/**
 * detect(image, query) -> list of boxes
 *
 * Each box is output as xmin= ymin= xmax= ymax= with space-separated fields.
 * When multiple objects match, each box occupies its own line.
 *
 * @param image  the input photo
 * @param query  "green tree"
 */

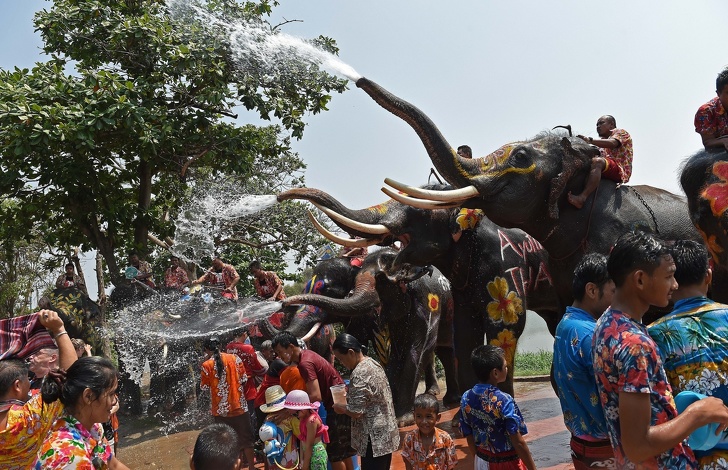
xmin=0 ymin=0 xmax=347 ymax=285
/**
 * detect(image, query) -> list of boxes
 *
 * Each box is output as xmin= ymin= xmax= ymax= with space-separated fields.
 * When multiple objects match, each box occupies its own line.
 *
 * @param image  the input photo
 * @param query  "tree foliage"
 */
xmin=0 ymin=0 xmax=347 ymax=286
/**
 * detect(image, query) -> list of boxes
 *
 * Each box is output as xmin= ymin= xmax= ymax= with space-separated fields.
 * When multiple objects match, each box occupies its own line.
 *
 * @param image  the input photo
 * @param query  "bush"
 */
xmin=514 ymin=350 xmax=552 ymax=377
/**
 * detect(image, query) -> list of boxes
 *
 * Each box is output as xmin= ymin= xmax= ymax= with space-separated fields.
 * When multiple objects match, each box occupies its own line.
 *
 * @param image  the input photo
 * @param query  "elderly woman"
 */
xmin=34 ymin=356 xmax=129 ymax=469
xmin=332 ymin=334 xmax=399 ymax=470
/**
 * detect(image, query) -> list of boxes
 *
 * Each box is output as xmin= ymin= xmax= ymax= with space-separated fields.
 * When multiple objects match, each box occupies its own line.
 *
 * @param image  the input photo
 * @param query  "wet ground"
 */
xmin=116 ymin=378 xmax=574 ymax=469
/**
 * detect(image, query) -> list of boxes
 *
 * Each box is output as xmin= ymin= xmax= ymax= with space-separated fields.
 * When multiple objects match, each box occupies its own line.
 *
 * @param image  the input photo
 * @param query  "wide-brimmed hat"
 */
xmin=260 ymin=385 xmax=287 ymax=413
xmin=283 ymin=389 xmax=320 ymax=411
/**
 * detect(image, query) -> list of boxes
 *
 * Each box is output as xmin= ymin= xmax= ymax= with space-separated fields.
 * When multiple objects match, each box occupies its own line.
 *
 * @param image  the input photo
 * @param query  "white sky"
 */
xmin=2 ymin=1 xmax=728 ymax=298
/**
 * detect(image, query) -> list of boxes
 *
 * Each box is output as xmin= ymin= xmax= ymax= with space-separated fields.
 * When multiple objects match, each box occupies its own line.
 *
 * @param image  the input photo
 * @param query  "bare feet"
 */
xmin=567 ymin=192 xmax=586 ymax=209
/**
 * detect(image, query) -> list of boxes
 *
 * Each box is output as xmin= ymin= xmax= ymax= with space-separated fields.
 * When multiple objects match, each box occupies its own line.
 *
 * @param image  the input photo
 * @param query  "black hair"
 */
xmin=603 ymin=115 xmax=616 ymax=126
xmin=572 ymin=253 xmax=611 ymax=301
xmin=0 ymin=359 xmax=29 ymax=397
xmin=471 ymin=344 xmax=506 ymax=383
xmin=65 ymin=263 xmax=74 ymax=269
xmin=457 ymin=145 xmax=472 ymax=157
xmin=670 ymin=240 xmax=710 ymax=287
xmin=717 ymin=66 xmax=728 ymax=94
xmin=413 ymin=392 xmax=440 ymax=414
xmin=192 ymin=423 xmax=240 ymax=470
xmin=40 ymin=356 xmax=118 ymax=409
xmin=266 ymin=359 xmax=287 ymax=378
xmin=204 ymin=337 xmax=224 ymax=378
xmin=271 ymin=331 xmax=298 ymax=350
xmin=332 ymin=333 xmax=368 ymax=356
xmin=608 ymin=231 xmax=670 ymax=287
xmin=248 ymin=260 xmax=262 ymax=271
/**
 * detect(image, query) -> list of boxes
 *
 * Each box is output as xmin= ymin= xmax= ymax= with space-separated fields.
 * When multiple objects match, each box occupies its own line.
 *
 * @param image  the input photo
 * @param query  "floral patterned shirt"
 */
xmin=0 ymin=394 xmax=64 ymax=470
xmin=401 ymin=427 xmax=457 ymax=470
xmin=253 ymin=270 xmax=286 ymax=301
xmin=460 ymin=383 xmax=528 ymax=456
xmin=601 ymin=128 xmax=633 ymax=183
xmin=553 ymin=306 xmax=609 ymax=440
xmin=648 ymin=296 xmax=728 ymax=459
xmin=200 ymin=352 xmax=248 ymax=417
xmin=695 ymin=97 xmax=728 ymax=139
xmin=347 ymin=357 xmax=399 ymax=457
xmin=593 ymin=308 xmax=697 ymax=469
xmin=163 ymin=265 xmax=189 ymax=290
xmin=202 ymin=263 xmax=240 ymax=300
xmin=33 ymin=414 xmax=113 ymax=470
xmin=55 ymin=274 xmax=84 ymax=290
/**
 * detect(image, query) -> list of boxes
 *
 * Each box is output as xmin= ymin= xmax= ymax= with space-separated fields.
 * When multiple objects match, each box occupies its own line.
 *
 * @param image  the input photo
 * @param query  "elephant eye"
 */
xmin=511 ymin=149 xmax=530 ymax=167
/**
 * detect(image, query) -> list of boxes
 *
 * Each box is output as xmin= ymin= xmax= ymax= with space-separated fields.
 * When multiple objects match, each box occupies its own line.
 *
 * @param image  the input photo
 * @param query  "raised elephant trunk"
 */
xmin=355 ymin=77 xmax=476 ymax=189
xmin=284 ymin=270 xmax=381 ymax=317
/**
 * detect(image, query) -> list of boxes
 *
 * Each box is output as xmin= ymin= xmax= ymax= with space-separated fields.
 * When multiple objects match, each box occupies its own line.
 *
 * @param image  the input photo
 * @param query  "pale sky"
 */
xmin=3 ymin=1 xmax=727 ymax=209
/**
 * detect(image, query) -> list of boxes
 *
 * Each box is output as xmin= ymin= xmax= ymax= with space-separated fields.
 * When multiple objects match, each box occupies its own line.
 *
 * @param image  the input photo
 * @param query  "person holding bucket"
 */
xmin=332 ymin=334 xmax=399 ymax=470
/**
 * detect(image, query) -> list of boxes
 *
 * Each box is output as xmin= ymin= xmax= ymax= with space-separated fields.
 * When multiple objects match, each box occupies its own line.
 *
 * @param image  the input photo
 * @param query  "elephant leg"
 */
xmin=436 ymin=345 xmax=461 ymax=406
xmin=117 ymin=356 xmax=142 ymax=416
xmin=453 ymin=305 xmax=482 ymax=393
xmin=423 ymin=349 xmax=440 ymax=396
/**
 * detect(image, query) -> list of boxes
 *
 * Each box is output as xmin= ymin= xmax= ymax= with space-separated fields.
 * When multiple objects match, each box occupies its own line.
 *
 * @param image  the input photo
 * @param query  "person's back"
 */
xmin=191 ymin=423 xmax=242 ymax=470
xmin=460 ymin=345 xmax=536 ymax=469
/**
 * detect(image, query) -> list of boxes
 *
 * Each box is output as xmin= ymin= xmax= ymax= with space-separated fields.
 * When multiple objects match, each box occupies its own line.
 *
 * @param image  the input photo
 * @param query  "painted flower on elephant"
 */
xmin=491 ymin=329 xmax=517 ymax=361
xmin=486 ymin=277 xmax=523 ymax=324
xmin=702 ymin=161 xmax=728 ymax=218
xmin=427 ymin=293 xmax=440 ymax=312
xmin=455 ymin=208 xmax=484 ymax=231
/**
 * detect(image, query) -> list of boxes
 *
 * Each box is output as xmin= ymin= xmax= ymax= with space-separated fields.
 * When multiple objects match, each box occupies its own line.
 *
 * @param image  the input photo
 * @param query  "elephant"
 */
xmin=278 ymin=186 xmax=561 ymax=396
xmin=262 ymin=248 xmax=457 ymax=423
xmin=680 ymin=149 xmax=728 ymax=303
xmin=351 ymin=76 xmax=704 ymax=313
xmin=44 ymin=287 xmax=104 ymax=352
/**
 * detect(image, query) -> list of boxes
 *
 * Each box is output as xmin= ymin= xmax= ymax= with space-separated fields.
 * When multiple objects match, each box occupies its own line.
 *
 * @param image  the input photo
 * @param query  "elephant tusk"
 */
xmin=312 ymin=203 xmax=390 ymax=235
xmin=380 ymin=187 xmax=465 ymax=210
xmin=162 ymin=342 xmax=168 ymax=361
xmin=301 ymin=322 xmax=323 ymax=342
xmin=384 ymin=178 xmax=480 ymax=202
xmin=306 ymin=211 xmax=385 ymax=247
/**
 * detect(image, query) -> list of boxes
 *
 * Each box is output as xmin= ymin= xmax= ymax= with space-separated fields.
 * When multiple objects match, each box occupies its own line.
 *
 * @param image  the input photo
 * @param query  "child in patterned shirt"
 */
xmin=401 ymin=393 xmax=457 ymax=470
xmin=460 ymin=345 xmax=536 ymax=470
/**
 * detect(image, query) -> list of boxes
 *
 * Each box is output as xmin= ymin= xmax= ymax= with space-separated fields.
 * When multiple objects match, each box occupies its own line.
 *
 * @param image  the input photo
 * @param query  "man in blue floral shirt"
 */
xmin=553 ymin=253 xmax=615 ymax=469
xmin=649 ymin=240 xmax=728 ymax=467
xmin=593 ymin=231 xmax=728 ymax=469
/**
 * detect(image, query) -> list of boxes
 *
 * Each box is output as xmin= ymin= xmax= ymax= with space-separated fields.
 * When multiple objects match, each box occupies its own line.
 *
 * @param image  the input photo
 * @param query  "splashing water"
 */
xmin=167 ymin=0 xmax=362 ymax=82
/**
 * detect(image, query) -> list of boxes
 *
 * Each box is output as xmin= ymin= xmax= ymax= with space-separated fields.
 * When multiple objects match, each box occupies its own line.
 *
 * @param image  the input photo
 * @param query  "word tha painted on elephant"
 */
xmin=505 ymin=264 xmax=553 ymax=298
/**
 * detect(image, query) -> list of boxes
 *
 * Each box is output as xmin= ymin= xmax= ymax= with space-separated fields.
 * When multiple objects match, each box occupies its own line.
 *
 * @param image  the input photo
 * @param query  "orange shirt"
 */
xmin=200 ymin=352 xmax=248 ymax=417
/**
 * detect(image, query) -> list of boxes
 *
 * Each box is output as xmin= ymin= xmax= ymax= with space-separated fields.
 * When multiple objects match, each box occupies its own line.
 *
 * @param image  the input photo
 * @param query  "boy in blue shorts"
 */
xmin=460 ymin=345 xmax=536 ymax=470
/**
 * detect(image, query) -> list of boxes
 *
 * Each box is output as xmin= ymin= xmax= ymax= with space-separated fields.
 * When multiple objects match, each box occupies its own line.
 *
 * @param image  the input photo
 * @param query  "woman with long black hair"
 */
xmin=331 ymin=334 xmax=399 ymax=470
xmin=200 ymin=336 xmax=255 ymax=470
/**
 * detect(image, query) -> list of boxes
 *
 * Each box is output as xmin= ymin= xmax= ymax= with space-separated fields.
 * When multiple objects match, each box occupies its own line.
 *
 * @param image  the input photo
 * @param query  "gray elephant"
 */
xmin=278 ymin=186 xmax=560 ymax=396
xmin=353 ymin=77 xmax=703 ymax=314
xmin=263 ymin=248 xmax=457 ymax=423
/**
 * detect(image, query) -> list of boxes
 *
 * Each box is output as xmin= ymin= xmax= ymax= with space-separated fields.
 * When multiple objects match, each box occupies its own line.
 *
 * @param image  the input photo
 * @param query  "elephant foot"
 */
xmin=397 ymin=411 xmax=415 ymax=427
xmin=425 ymin=384 xmax=440 ymax=397
xmin=442 ymin=391 xmax=461 ymax=408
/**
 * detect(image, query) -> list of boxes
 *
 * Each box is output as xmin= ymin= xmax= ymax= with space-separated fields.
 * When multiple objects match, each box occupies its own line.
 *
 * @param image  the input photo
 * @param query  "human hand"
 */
xmin=687 ymin=396 xmax=728 ymax=433
xmin=332 ymin=403 xmax=346 ymax=414
xmin=84 ymin=344 xmax=92 ymax=356
xmin=577 ymin=134 xmax=589 ymax=142
xmin=38 ymin=309 xmax=65 ymax=336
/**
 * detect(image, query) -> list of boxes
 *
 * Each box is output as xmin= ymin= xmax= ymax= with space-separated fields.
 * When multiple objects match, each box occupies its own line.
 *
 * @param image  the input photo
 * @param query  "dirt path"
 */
xmin=116 ymin=379 xmax=575 ymax=469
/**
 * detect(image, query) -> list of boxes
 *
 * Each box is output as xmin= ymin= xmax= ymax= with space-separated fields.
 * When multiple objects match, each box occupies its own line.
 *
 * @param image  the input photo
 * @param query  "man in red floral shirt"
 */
xmin=695 ymin=67 xmax=728 ymax=152
xmin=163 ymin=256 xmax=189 ymax=290
xmin=248 ymin=260 xmax=286 ymax=301
xmin=192 ymin=257 xmax=240 ymax=300
xmin=568 ymin=115 xmax=633 ymax=209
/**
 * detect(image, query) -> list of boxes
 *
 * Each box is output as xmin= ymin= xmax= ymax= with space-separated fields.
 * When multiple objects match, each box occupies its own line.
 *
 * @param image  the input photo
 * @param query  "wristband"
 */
xmin=53 ymin=330 xmax=69 ymax=340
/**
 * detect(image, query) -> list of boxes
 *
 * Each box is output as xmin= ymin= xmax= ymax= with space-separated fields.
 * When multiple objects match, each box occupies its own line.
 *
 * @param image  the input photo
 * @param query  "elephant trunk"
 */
xmin=284 ymin=270 xmax=381 ymax=317
xmin=355 ymin=77 xmax=476 ymax=189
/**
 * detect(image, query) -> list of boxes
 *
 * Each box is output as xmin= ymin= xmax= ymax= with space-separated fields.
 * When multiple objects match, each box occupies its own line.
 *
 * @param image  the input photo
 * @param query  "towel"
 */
xmin=0 ymin=312 xmax=55 ymax=360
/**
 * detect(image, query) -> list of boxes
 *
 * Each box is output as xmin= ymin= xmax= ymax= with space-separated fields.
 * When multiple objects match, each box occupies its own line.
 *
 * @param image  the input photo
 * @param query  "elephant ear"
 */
xmin=547 ymin=137 xmax=592 ymax=219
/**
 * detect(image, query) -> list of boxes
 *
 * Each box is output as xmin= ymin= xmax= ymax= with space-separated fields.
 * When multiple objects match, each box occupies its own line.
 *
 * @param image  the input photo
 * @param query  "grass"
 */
xmin=514 ymin=350 xmax=552 ymax=377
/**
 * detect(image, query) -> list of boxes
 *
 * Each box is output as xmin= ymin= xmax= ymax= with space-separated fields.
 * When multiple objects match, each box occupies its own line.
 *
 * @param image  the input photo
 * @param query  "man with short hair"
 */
xmin=569 ymin=115 xmax=633 ymax=209
xmin=26 ymin=347 xmax=58 ymax=389
xmin=695 ymin=66 xmax=728 ymax=152
xmin=259 ymin=340 xmax=276 ymax=363
xmin=593 ymin=231 xmax=728 ymax=467
xmin=553 ymin=253 xmax=616 ymax=469
xmin=0 ymin=310 xmax=76 ymax=469
xmin=249 ymin=260 xmax=285 ymax=301
xmin=193 ymin=257 xmax=240 ymax=300
xmin=55 ymin=262 xmax=86 ymax=294
xmin=164 ymin=255 xmax=190 ymax=290
xmin=648 ymin=240 xmax=728 ymax=466
xmin=190 ymin=423 xmax=243 ymax=470
xmin=457 ymin=145 xmax=472 ymax=158
xmin=128 ymin=252 xmax=156 ymax=288
xmin=272 ymin=331 xmax=355 ymax=470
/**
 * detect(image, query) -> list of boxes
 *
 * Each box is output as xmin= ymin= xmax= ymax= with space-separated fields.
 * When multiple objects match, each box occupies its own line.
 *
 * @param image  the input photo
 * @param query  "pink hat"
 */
xmin=283 ymin=389 xmax=320 ymax=411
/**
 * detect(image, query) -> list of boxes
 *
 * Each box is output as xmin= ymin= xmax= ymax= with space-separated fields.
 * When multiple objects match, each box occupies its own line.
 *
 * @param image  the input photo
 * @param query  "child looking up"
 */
xmin=283 ymin=389 xmax=329 ymax=470
xmin=401 ymin=393 xmax=457 ymax=470
xmin=460 ymin=345 xmax=536 ymax=470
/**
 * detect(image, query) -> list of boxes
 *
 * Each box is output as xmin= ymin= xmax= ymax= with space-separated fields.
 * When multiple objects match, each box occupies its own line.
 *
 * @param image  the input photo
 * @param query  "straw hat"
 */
xmin=260 ymin=385 xmax=287 ymax=413
xmin=283 ymin=389 xmax=320 ymax=411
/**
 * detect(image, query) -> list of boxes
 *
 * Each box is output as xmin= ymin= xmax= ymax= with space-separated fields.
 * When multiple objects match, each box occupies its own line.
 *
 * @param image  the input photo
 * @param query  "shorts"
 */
xmin=569 ymin=435 xmax=615 ymax=470
xmin=322 ymin=406 xmax=357 ymax=462
xmin=601 ymin=157 xmax=622 ymax=183
xmin=214 ymin=412 xmax=255 ymax=449
xmin=309 ymin=441 xmax=328 ymax=470
xmin=475 ymin=449 xmax=526 ymax=470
